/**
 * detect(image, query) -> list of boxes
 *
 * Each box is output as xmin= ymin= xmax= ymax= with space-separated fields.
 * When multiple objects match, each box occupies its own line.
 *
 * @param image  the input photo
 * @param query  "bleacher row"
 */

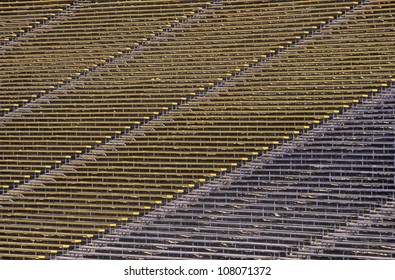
xmin=59 ymin=87 xmax=395 ymax=259
xmin=0 ymin=0 xmax=394 ymax=259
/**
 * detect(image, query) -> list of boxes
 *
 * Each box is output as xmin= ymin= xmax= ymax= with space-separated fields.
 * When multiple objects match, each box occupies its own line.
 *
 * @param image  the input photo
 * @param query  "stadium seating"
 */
xmin=0 ymin=0 xmax=394 ymax=260
xmin=0 ymin=0 xmax=358 ymax=190
xmin=59 ymin=87 xmax=395 ymax=259
xmin=0 ymin=0 xmax=73 ymax=44
xmin=0 ymin=0 xmax=212 ymax=114
xmin=299 ymin=201 xmax=395 ymax=259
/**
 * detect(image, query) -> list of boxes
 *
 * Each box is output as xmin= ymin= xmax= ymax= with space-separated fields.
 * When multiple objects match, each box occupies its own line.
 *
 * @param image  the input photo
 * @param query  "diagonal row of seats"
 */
xmin=0 ymin=0 xmax=393 ymax=259
xmin=0 ymin=0 xmax=73 ymax=44
xmin=58 ymin=86 xmax=395 ymax=259
xmin=0 ymin=0 xmax=212 ymax=114
xmin=0 ymin=0 xmax=357 ymax=190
